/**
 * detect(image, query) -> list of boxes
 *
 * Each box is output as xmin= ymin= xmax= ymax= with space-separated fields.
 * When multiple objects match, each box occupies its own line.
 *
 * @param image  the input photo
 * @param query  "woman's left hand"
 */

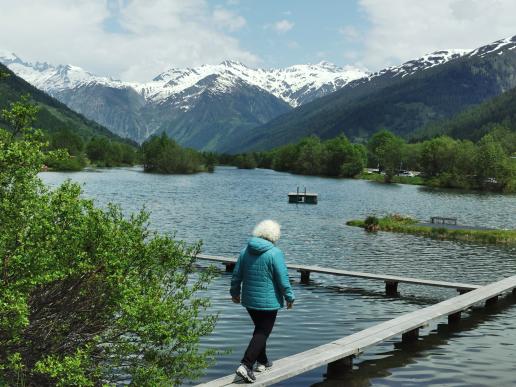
xmin=232 ymin=296 xmax=241 ymax=304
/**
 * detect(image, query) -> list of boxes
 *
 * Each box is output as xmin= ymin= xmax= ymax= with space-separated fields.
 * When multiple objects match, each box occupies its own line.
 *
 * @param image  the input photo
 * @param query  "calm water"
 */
xmin=40 ymin=166 xmax=516 ymax=386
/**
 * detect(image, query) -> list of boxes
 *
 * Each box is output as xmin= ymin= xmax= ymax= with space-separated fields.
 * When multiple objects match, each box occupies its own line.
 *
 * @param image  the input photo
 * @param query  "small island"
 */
xmin=346 ymin=214 xmax=516 ymax=246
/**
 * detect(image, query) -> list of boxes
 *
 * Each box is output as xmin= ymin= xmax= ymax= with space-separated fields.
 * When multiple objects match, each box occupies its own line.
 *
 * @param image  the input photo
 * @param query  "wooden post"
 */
xmin=448 ymin=311 xmax=461 ymax=325
xmin=326 ymin=355 xmax=353 ymax=379
xmin=402 ymin=328 xmax=419 ymax=342
xmin=385 ymin=281 xmax=399 ymax=296
xmin=300 ymin=270 xmax=310 ymax=284
xmin=485 ymin=295 xmax=498 ymax=307
xmin=225 ymin=263 xmax=235 ymax=272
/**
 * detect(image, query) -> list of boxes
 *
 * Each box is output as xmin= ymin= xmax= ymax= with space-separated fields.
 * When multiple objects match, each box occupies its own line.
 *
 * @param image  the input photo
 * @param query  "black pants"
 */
xmin=241 ymin=308 xmax=278 ymax=368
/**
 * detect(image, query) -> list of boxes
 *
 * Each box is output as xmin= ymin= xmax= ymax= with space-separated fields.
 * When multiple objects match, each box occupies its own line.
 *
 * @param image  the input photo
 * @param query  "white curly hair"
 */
xmin=252 ymin=219 xmax=281 ymax=243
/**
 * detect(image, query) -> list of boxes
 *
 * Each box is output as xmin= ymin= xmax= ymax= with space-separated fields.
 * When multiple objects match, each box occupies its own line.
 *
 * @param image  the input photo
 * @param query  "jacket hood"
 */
xmin=247 ymin=237 xmax=274 ymax=255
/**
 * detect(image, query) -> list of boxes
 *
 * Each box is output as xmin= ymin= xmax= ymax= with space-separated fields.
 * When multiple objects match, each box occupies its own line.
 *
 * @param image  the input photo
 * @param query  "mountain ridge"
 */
xmin=0 ymin=53 xmax=370 ymax=147
xmin=0 ymin=62 xmax=130 ymax=144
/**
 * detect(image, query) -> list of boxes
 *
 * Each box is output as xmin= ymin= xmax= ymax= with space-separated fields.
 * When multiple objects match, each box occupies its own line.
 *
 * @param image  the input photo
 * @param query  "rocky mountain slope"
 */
xmin=0 ymin=62 xmax=127 ymax=143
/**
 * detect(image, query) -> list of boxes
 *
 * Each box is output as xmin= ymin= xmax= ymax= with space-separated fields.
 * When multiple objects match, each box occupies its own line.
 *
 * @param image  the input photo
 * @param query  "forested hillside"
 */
xmin=417 ymin=86 xmax=516 ymax=142
xmin=0 ymin=63 xmax=126 ymax=141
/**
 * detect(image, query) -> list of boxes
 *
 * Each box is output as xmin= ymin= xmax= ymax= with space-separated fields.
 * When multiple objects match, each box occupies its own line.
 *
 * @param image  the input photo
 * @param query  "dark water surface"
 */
xmin=40 ymin=166 xmax=516 ymax=386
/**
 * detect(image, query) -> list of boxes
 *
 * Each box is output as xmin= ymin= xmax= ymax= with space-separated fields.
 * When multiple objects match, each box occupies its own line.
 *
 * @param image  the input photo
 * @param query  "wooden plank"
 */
xmin=196 ymin=254 xmax=481 ymax=291
xmin=196 ymin=275 xmax=516 ymax=387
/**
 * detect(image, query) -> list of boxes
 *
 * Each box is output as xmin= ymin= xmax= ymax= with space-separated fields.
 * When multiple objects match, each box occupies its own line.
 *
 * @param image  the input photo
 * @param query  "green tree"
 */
xmin=119 ymin=142 xmax=138 ymax=165
xmin=0 ymin=95 xmax=217 ymax=386
xmin=340 ymin=144 xmax=366 ymax=177
xmin=322 ymin=135 xmax=354 ymax=176
xmin=86 ymin=136 xmax=113 ymax=165
xmin=488 ymin=125 xmax=516 ymax=156
xmin=367 ymin=129 xmax=396 ymax=168
xmin=141 ymin=133 xmax=204 ymax=174
xmin=48 ymin=128 xmax=84 ymax=156
xmin=475 ymin=133 xmax=514 ymax=190
xmin=295 ymin=135 xmax=323 ymax=175
xmin=419 ymin=136 xmax=456 ymax=177
xmin=376 ymin=135 xmax=405 ymax=182
xmin=271 ymin=143 xmax=298 ymax=172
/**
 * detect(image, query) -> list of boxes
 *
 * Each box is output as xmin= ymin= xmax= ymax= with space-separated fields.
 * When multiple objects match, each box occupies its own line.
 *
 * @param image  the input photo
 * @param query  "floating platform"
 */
xmin=288 ymin=187 xmax=318 ymax=204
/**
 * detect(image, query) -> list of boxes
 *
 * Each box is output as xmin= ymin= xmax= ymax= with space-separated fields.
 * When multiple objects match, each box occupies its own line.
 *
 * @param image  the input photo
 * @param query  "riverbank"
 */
xmin=346 ymin=215 xmax=516 ymax=246
xmin=356 ymin=171 xmax=516 ymax=193
xmin=357 ymin=171 xmax=425 ymax=185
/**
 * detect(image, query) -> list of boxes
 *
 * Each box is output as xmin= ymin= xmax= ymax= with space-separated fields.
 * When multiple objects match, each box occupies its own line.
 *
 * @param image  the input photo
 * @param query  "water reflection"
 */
xmin=311 ymin=295 xmax=516 ymax=387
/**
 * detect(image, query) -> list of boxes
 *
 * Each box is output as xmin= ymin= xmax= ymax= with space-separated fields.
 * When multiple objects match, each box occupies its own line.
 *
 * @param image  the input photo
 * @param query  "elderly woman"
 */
xmin=230 ymin=220 xmax=295 ymax=383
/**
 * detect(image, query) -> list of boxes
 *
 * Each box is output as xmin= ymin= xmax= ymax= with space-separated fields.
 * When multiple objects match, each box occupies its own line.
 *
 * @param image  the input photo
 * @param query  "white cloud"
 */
xmin=359 ymin=0 xmax=516 ymax=71
xmin=273 ymin=19 xmax=294 ymax=33
xmin=213 ymin=8 xmax=246 ymax=31
xmin=0 ymin=0 xmax=258 ymax=81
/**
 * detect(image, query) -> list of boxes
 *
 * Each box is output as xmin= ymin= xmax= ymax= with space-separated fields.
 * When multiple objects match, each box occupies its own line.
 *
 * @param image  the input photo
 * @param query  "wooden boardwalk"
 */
xmin=196 ymin=275 xmax=516 ymax=386
xmin=196 ymin=254 xmax=481 ymax=295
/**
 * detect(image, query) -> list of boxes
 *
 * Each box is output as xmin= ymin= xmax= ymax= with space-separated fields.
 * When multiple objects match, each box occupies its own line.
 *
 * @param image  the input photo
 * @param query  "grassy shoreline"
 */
xmin=346 ymin=215 xmax=516 ymax=246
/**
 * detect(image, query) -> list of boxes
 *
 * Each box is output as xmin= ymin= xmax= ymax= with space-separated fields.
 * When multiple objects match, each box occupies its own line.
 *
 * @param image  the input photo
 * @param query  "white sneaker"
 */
xmin=236 ymin=364 xmax=256 ymax=383
xmin=254 ymin=361 xmax=273 ymax=372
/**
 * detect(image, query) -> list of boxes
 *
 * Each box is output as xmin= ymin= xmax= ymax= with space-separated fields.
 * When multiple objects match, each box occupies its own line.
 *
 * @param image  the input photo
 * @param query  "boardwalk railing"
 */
xmin=197 ymin=275 xmax=516 ymax=387
xmin=196 ymin=254 xmax=481 ymax=295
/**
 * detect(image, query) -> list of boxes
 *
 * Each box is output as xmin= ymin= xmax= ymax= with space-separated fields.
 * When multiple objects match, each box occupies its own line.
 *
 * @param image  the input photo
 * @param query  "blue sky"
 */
xmin=1 ymin=0 xmax=515 ymax=81
xmin=207 ymin=0 xmax=370 ymax=69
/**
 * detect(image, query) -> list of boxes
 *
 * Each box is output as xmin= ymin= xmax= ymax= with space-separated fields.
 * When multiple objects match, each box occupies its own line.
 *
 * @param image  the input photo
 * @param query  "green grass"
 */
xmin=346 ymin=214 xmax=516 ymax=246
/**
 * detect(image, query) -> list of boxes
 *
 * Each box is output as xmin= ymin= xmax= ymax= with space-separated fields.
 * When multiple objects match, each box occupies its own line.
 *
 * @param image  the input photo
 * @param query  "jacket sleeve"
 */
xmin=230 ymin=251 xmax=244 ymax=297
xmin=272 ymin=250 xmax=295 ymax=303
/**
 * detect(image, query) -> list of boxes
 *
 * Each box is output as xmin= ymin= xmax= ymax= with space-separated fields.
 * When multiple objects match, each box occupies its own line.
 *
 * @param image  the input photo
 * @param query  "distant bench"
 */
xmin=431 ymin=216 xmax=457 ymax=225
xmin=196 ymin=275 xmax=516 ymax=387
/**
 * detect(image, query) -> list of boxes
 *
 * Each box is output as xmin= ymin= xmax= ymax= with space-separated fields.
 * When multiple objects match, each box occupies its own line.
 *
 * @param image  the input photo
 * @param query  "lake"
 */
xmin=40 ymin=166 xmax=516 ymax=386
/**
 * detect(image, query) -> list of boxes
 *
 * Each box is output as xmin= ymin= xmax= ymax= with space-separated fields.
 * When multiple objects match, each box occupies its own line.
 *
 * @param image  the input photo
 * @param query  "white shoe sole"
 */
xmin=236 ymin=367 xmax=255 ymax=383
xmin=255 ymin=363 xmax=272 ymax=372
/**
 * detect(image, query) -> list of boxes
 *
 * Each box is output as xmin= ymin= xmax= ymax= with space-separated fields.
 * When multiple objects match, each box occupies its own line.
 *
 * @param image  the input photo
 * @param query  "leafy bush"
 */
xmin=44 ymin=152 xmax=87 ymax=171
xmin=364 ymin=216 xmax=379 ymax=232
xmin=0 ymin=95 xmax=217 ymax=386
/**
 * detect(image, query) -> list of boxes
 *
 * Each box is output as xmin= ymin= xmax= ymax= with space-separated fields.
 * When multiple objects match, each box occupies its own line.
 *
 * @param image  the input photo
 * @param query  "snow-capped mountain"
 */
xmin=368 ymin=49 xmax=470 ymax=80
xmin=467 ymin=35 xmax=516 ymax=58
xmin=0 ymin=52 xmax=368 ymax=147
xmin=145 ymin=60 xmax=367 ymax=107
xmin=0 ymin=52 xmax=367 ymax=108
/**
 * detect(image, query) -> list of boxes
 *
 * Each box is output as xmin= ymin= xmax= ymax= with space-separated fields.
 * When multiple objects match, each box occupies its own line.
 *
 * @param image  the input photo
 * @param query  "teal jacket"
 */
xmin=230 ymin=237 xmax=295 ymax=310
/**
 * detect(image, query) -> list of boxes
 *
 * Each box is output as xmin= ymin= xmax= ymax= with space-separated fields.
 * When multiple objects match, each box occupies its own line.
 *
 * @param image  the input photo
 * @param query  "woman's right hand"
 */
xmin=287 ymin=301 xmax=294 ymax=309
